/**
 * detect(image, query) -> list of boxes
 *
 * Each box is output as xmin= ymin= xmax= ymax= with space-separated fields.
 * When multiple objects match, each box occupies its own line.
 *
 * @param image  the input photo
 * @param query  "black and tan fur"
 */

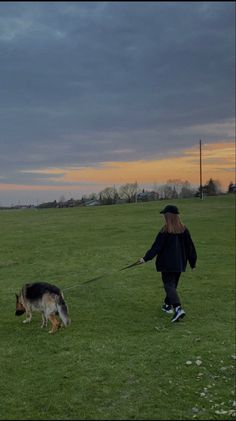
xmin=15 ymin=282 xmax=70 ymax=334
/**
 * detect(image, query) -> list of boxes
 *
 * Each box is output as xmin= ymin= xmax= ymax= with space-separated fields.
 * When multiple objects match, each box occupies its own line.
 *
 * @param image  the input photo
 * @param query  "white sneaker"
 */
xmin=162 ymin=304 xmax=173 ymax=314
xmin=171 ymin=307 xmax=185 ymax=322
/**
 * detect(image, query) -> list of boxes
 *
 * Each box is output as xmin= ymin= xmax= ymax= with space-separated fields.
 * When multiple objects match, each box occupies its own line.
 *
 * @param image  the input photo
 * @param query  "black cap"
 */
xmin=160 ymin=205 xmax=179 ymax=214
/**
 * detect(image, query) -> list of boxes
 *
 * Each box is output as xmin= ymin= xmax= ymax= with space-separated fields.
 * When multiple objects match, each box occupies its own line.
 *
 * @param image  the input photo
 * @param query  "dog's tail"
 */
xmin=56 ymin=294 xmax=70 ymax=327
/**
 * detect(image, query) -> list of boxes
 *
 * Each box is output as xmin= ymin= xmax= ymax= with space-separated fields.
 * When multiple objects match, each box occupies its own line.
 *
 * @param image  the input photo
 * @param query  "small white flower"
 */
xmin=196 ymin=359 xmax=202 ymax=366
xmin=186 ymin=360 xmax=192 ymax=365
xmin=215 ymin=410 xmax=228 ymax=415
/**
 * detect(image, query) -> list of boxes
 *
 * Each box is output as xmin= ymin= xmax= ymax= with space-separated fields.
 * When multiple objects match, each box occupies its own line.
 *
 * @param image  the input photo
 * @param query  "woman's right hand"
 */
xmin=139 ymin=257 xmax=145 ymax=264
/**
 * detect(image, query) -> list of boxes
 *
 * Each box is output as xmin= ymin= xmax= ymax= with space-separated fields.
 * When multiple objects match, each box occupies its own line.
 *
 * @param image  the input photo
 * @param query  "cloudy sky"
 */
xmin=0 ymin=1 xmax=235 ymax=205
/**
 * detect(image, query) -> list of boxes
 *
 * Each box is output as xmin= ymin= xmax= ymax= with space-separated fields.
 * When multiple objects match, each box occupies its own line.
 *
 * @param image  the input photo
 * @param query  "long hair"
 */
xmin=161 ymin=212 xmax=186 ymax=234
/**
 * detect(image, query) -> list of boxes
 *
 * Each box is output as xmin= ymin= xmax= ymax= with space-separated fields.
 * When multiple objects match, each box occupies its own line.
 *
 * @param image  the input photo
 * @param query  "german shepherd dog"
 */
xmin=15 ymin=282 xmax=70 ymax=333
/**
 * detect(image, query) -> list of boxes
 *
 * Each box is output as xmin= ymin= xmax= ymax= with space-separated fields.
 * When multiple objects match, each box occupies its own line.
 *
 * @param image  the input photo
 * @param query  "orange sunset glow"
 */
xmin=0 ymin=142 xmax=234 ymax=194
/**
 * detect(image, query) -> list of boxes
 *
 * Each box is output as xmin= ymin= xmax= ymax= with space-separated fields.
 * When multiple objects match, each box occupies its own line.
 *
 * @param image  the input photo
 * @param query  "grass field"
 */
xmin=0 ymin=195 xmax=235 ymax=420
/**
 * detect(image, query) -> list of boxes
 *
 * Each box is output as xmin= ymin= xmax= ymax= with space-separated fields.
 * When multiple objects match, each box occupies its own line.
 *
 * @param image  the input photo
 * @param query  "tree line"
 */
xmin=35 ymin=178 xmax=232 ymax=209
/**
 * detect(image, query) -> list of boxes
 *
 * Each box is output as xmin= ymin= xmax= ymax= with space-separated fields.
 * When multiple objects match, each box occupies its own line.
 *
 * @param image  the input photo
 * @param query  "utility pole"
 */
xmin=199 ymin=139 xmax=203 ymax=200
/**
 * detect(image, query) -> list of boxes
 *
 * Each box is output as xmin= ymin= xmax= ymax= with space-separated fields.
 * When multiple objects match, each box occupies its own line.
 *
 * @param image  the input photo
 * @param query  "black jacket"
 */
xmin=143 ymin=228 xmax=197 ymax=272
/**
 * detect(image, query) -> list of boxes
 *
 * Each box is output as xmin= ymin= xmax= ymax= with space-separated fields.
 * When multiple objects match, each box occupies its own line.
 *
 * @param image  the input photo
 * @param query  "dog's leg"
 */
xmin=48 ymin=314 xmax=60 ymax=334
xmin=23 ymin=312 xmax=32 ymax=324
xmin=41 ymin=313 xmax=47 ymax=328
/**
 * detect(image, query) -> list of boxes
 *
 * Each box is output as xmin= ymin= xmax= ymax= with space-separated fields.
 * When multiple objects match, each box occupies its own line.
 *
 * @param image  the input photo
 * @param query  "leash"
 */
xmin=120 ymin=260 xmax=143 ymax=270
xmin=62 ymin=260 xmax=143 ymax=292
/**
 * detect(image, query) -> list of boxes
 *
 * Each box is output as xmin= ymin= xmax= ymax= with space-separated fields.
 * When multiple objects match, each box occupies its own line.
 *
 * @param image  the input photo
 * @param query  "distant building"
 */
xmin=137 ymin=191 xmax=159 ymax=202
xmin=85 ymin=199 xmax=100 ymax=206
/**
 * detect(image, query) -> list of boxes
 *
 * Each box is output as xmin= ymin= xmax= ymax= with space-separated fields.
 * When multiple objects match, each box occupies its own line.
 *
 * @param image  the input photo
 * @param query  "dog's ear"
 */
xmin=15 ymin=294 xmax=19 ymax=301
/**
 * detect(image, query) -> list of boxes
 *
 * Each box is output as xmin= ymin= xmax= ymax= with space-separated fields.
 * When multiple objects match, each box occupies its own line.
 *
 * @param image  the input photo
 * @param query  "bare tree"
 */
xmin=152 ymin=182 xmax=160 ymax=193
xmin=228 ymin=182 xmax=234 ymax=193
xmin=119 ymin=182 xmax=138 ymax=203
xmin=157 ymin=185 xmax=166 ymax=199
xmin=166 ymin=179 xmax=184 ymax=197
xmin=87 ymin=192 xmax=98 ymax=200
xmin=158 ymin=179 xmax=196 ymax=199
xmin=179 ymin=181 xmax=196 ymax=198
xmin=163 ymin=185 xmax=174 ymax=199
xmin=99 ymin=186 xmax=118 ymax=205
xmin=204 ymin=178 xmax=222 ymax=196
xmin=59 ymin=195 xmax=66 ymax=203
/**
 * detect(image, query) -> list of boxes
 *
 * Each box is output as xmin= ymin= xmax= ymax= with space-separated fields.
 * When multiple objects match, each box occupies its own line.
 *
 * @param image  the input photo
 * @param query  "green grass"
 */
xmin=0 ymin=195 xmax=235 ymax=420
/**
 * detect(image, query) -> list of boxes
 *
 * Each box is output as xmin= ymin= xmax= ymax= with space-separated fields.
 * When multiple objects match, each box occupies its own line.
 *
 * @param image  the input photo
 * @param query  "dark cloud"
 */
xmin=0 ymin=1 xmax=235 ymax=181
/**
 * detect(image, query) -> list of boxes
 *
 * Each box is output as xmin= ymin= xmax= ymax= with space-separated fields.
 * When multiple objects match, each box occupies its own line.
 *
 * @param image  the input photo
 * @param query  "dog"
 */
xmin=15 ymin=282 xmax=70 ymax=333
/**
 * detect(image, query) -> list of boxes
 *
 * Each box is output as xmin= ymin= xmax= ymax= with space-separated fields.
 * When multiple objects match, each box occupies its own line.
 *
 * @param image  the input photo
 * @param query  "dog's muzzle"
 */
xmin=15 ymin=309 xmax=25 ymax=316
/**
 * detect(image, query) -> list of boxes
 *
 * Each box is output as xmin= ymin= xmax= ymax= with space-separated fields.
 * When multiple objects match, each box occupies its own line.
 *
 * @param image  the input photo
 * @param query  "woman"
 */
xmin=140 ymin=204 xmax=197 ymax=322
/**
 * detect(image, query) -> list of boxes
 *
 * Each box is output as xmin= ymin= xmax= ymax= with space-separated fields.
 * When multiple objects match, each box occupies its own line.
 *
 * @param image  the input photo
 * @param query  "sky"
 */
xmin=0 ymin=1 xmax=235 ymax=206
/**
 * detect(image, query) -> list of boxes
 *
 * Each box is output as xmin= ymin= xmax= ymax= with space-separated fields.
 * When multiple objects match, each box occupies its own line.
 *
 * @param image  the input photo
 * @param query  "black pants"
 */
xmin=161 ymin=272 xmax=181 ymax=308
